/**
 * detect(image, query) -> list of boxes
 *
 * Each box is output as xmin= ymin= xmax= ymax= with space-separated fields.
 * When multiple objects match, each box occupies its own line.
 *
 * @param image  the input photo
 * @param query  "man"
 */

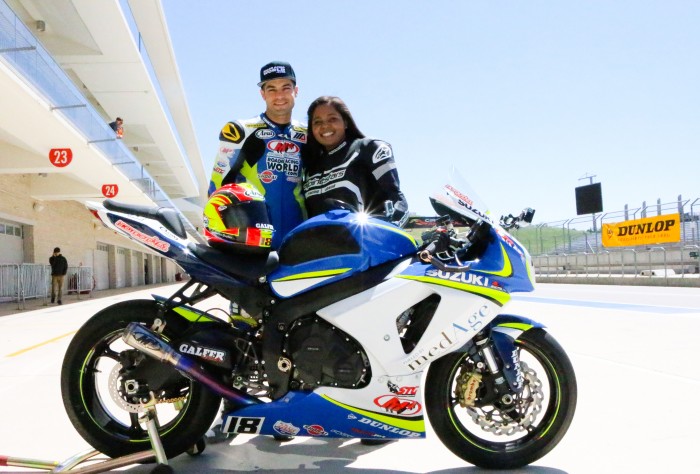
xmin=208 ymin=61 xmax=307 ymax=249
xmin=49 ymin=247 xmax=68 ymax=304
xmin=109 ymin=117 xmax=124 ymax=139
xmin=207 ymin=62 xmax=307 ymax=442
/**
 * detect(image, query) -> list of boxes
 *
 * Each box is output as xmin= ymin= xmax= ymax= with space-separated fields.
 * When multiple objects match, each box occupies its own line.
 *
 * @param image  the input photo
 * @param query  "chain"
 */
xmin=155 ymin=396 xmax=187 ymax=405
xmin=109 ymin=363 xmax=189 ymax=413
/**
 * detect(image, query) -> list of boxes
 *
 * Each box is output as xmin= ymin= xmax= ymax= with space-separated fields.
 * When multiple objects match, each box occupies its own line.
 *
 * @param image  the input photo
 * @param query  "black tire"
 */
xmin=425 ymin=328 xmax=577 ymax=469
xmin=61 ymin=300 xmax=221 ymax=459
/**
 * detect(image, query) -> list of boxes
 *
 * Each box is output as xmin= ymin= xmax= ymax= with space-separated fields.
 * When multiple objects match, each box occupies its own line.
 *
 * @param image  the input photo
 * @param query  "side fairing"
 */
xmin=396 ymin=227 xmax=534 ymax=300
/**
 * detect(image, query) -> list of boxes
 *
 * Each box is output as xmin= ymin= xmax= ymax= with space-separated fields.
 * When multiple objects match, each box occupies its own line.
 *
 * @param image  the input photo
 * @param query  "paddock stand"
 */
xmin=0 ymin=396 xmax=195 ymax=473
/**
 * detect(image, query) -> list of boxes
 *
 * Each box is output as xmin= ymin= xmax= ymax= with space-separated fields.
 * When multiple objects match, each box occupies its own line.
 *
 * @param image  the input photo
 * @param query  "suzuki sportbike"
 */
xmin=61 ymin=170 xmax=576 ymax=469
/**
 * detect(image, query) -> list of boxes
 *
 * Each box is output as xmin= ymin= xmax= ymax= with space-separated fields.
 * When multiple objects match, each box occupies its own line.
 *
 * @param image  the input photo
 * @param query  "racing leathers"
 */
xmin=302 ymin=138 xmax=408 ymax=226
xmin=209 ymin=113 xmax=307 ymax=249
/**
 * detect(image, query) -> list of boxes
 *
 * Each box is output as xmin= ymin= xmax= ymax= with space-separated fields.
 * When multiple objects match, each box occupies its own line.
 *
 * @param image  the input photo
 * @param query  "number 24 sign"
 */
xmin=102 ymin=184 xmax=119 ymax=198
xmin=49 ymin=148 xmax=72 ymax=167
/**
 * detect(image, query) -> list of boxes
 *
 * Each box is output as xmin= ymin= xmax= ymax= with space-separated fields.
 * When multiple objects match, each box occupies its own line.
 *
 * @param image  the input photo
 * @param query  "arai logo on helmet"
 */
xmin=243 ymin=188 xmax=264 ymax=200
xmin=259 ymin=170 xmax=277 ymax=184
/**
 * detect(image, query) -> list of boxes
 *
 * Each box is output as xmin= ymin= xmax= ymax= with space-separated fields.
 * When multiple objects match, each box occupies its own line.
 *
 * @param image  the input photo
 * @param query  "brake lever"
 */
xmin=429 ymin=258 xmax=472 ymax=273
xmin=419 ymin=241 xmax=472 ymax=273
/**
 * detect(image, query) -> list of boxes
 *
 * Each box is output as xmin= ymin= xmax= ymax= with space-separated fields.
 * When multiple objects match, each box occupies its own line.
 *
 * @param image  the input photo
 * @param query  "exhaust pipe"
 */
xmin=122 ymin=322 xmax=259 ymax=407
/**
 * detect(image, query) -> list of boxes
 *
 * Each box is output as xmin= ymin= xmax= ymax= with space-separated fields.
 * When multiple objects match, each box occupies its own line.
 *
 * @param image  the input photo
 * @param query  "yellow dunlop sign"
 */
xmin=602 ymin=213 xmax=681 ymax=247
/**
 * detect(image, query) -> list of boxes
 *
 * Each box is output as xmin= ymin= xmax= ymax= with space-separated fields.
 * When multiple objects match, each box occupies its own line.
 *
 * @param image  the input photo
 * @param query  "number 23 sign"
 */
xmin=49 ymin=148 xmax=72 ymax=167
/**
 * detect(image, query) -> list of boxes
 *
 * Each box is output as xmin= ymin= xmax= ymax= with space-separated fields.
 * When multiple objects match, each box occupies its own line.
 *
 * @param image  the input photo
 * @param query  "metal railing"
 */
xmin=532 ymin=246 xmax=700 ymax=285
xmin=0 ymin=264 xmax=94 ymax=309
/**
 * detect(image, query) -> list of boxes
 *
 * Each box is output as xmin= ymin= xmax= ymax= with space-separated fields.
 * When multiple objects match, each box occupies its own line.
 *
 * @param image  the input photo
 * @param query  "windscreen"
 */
xmin=429 ymin=166 xmax=494 ymax=225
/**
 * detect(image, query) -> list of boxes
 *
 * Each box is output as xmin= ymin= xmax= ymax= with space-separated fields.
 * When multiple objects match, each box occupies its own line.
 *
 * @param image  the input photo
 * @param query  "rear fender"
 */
xmin=490 ymin=314 xmax=546 ymax=393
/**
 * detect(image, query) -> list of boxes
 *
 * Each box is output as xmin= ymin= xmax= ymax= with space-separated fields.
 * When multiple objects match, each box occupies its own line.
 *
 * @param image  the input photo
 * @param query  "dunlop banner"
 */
xmin=602 ymin=214 xmax=681 ymax=247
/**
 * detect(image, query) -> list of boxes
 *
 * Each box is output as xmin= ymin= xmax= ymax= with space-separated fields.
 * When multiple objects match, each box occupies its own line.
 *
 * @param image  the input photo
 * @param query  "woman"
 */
xmin=302 ymin=96 xmax=408 ymax=226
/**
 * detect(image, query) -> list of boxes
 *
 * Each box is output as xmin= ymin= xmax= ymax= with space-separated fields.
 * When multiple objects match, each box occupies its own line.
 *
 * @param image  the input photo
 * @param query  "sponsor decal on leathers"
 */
xmin=602 ymin=214 xmax=681 ymax=247
xmin=267 ymin=140 xmax=300 ymax=154
xmin=372 ymin=143 xmax=393 ymax=163
xmin=221 ymin=122 xmax=244 ymax=143
xmin=259 ymin=169 xmax=278 ymax=183
xmin=255 ymin=129 xmax=275 ymax=139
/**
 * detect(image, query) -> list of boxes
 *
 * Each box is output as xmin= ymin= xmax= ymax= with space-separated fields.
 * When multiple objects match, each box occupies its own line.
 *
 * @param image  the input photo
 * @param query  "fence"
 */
xmin=532 ymin=245 xmax=700 ymax=286
xmin=0 ymin=264 xmax=94 ymax=309
xmin=512 ymin=196 xmax=700 ymax=256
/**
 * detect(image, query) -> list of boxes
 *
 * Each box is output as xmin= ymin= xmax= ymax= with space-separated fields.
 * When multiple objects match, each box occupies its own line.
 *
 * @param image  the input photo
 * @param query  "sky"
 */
xmin=161 ymin=0 xmax=700 ymax=227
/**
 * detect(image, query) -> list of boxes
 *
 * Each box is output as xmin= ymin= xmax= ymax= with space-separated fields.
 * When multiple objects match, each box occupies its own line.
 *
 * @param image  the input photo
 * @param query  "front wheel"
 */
xmin=425 ymin=328 xmax=577 ymax=469
xmin=61 ymin=300 xmax=221 ymax=459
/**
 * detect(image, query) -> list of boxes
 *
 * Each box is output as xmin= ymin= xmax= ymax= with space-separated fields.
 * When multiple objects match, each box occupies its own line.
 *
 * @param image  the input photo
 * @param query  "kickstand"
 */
xmin=139 ymin=392 xmax=169 ymax=469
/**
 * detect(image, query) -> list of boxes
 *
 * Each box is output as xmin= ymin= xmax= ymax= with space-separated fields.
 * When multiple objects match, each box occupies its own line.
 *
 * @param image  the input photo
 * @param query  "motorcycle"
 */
xmin=61 ymin=169 xmax=576 ymax=470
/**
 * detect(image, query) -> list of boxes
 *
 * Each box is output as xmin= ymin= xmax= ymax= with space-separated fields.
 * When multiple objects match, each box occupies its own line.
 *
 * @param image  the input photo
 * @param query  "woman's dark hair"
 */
xmin=304 ymin=96 xmax=365 ymax=163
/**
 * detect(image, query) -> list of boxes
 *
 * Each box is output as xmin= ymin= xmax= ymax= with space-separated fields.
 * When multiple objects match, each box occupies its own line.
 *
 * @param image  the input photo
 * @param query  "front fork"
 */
xmin=465 ymin=315 xmax=544 ymax=419
xmin=472 ymin=332 xmax=523 ymax=420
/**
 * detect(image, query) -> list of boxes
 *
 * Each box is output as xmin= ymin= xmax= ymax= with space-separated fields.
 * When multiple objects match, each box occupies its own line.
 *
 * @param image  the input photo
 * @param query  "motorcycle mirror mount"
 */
xmin=521 ymin=208 xmax=535 ymax=224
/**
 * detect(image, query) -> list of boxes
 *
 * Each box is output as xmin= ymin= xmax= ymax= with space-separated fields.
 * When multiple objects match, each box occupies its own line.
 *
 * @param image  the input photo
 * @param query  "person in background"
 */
xmin=207 ymin=61 xmax=307 ymax=250
xmin=49 ymin=247 xmax=68 ymax=305
xmin=302 ymin=96 xmax=408 ymax=227
xmin=109 ymin=117 xmax=124 ymax=139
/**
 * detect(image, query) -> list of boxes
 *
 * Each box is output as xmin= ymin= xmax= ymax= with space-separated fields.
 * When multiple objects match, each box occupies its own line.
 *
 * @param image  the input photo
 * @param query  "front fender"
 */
xmin=490 ymin=314 xmax=546 ymax=340
xmin=490 ymin=314 xmax=546 ymax=393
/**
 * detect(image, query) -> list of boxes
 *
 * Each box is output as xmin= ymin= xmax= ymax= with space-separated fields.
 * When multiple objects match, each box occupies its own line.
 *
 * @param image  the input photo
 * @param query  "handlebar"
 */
xmin=419 ymin=223 xmax=475 ymax=273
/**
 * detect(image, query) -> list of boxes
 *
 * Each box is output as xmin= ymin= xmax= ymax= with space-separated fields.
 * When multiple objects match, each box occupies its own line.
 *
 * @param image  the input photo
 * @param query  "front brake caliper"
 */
xmin=456 ymin=371 xmax=483 ymax=407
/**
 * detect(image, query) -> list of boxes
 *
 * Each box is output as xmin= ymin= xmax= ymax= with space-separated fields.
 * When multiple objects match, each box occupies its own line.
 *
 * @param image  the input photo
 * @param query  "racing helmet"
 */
xmin=203 ymin=183 xmax=274 ymax=253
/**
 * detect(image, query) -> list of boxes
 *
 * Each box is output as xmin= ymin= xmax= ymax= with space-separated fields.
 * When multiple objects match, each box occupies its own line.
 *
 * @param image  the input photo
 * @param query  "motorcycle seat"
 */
xmin=188 ymin=242 xmax=280 ymax=281
xmin=104 ymin=199 xmax=186 ymax=239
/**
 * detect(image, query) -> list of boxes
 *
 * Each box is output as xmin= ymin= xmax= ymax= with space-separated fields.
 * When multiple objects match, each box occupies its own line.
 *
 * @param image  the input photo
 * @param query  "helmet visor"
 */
xmin=221 ymin=200 xmax=271 ymax=231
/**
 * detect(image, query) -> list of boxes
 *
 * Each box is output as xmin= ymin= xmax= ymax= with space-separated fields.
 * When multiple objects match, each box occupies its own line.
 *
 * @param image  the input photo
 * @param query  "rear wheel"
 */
xmin=61 ymin=300 xmax=221 ymax=459
xmin=425 ymin=328 xmax=577 ymax=469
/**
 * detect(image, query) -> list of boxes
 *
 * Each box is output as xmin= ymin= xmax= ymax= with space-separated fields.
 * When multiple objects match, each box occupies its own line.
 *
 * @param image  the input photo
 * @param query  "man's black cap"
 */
xmin=258 ymin=61 xmax=296 ymax=87
xmin=54 ymin=247 xmax=60 ymax=253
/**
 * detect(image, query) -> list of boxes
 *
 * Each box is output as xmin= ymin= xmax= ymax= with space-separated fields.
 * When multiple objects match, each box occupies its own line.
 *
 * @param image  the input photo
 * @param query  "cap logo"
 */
xmin=264 ymin=65 xmax=286 ymax=75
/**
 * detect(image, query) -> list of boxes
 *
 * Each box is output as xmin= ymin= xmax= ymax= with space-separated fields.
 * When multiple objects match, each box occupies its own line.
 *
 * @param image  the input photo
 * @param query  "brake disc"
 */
xmin=463 ymin=361 xmax=544 ymax=436
xmin=108 ymin=363 xmax=148 ymax=413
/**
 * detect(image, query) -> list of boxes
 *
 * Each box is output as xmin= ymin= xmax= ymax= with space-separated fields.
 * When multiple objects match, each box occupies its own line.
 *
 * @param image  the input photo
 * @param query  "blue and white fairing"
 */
xmin=268 ymin=210 xmax=418 ymax=298
xmin=396 ymin=225 xmax=535 ymax=307
xmin=398 ymin=168 xmax=536 ymax=300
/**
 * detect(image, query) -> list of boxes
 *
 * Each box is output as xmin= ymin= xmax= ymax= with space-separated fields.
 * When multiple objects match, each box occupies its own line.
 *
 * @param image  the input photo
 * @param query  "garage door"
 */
xmin=115 ymin=248 xmax=127 ymax=288
xmin=0 ymin=220 xmax=24 ymax=264
xmin=94 ymin=243 xmax=109 ymax=290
